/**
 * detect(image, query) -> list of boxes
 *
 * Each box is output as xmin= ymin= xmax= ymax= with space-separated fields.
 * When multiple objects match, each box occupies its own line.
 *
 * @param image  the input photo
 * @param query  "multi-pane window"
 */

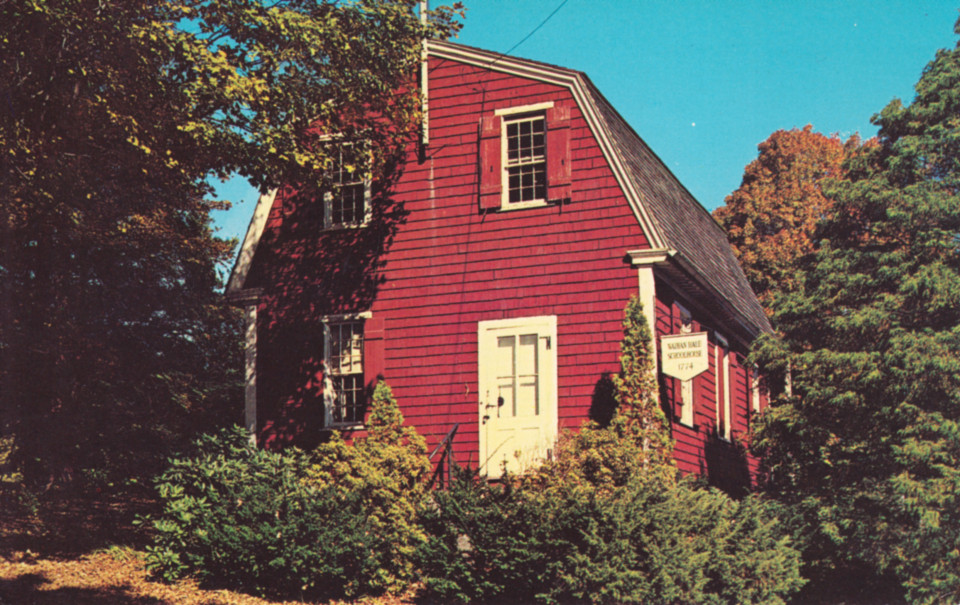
xmin=326 ymin=321 xmax=364 ymax=425
xmin=325 ymin=145 xmax=368 ymax=228
xmin=505 ymin=114 xmax=547 ymax=204
xmin=495 ymin=333 xmax=540 ymax=418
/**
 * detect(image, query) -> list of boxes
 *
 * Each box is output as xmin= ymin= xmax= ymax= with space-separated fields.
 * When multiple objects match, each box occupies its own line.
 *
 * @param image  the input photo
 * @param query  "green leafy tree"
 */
xmin=753 ymin=16 xmax=960 ymax=604
xmin=713 ymin=126 xmax=862 ymax=310
xmin=0 ymin=0 xmax=461 ymax=485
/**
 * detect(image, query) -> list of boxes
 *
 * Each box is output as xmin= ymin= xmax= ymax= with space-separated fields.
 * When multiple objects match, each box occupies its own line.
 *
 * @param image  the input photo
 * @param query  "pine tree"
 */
xmin=753 ymin=16 xmax=960 ymax=603
xmin=611 ymin=295 xmax=674 ymax=473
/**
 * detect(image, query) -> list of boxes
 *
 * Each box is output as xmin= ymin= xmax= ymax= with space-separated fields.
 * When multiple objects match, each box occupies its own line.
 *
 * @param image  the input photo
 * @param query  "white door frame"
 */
xmin=477 ymin=315 xmax=558 ymax=478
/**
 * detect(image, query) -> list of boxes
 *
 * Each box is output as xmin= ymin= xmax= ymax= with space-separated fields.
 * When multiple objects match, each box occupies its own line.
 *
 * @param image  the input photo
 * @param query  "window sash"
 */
xmin=325 ymin=321 xmax=364 ymax=426
xmin=504 ymin=115 xmax=547 ymax=205
xmin=324 ymin=144 xmax=370 ymax=228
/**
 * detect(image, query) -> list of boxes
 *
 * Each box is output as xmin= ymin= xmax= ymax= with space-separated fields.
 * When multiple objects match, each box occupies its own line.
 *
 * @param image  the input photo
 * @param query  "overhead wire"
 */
xmin=487 ymin=0 xmax=571 ymax=67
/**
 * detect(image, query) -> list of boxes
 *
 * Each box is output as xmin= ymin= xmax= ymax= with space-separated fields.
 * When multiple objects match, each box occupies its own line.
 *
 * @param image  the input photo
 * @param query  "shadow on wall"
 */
xmin=702 ymin=432 xmax=751 ymax=499
xmin=252 ymin=162 xmax=409 ymax=450
xmin=589 ymin=372 xmax=618 ymax=427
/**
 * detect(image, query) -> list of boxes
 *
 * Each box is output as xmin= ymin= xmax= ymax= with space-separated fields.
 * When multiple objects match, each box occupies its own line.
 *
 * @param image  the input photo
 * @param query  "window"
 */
xmin=479 ymin=103 xmax=571 ymax=211
xmin=505 ymin=114 xmax=547 ymax=204
xmin=324 ymin=320 xmax=365 ymax=426
xmin=750 ymin=366 xmax=761 ymax=414
xmin=324 ymin=144 xmax=370 ymax=228
xmin=676 ymin=303 xmax=695 ymax=427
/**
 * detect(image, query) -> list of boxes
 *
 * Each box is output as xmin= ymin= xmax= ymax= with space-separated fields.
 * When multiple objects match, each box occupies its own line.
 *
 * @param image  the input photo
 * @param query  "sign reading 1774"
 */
xmin=660 ymin=332 xmax=709 ymax=381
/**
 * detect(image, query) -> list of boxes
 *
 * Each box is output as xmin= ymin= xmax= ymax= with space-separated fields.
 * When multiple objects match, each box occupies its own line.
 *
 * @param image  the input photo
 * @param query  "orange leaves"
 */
xmin=714 ymin=126 xmax=862 ymax=310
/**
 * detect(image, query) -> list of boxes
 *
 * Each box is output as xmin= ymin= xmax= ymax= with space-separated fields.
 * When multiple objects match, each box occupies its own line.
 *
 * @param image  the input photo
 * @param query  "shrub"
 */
xmin=418 ymin=469 xmax=803 ymax=605
xmin=144 ymin=426 xmax=374 ymax=601
xmin=307 ymin=380 xmax=431 ymax=595
xmin=417 ymin=297 xmax=804 ymax=603
xmin=417 ymin=468 xmax=562 ymax=604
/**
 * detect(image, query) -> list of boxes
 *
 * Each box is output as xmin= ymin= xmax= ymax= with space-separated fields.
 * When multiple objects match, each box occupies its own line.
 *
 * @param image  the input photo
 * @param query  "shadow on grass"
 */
xmin=0 ymin=486 xmax=156 ymax=559
xmin=0 ymin=572 xmax=165 ymax=604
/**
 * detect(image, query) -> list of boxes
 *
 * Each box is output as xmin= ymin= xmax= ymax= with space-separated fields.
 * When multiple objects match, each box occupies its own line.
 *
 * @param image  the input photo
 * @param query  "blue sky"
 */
xmin=212 ymin=1 xmax=960 ymax=245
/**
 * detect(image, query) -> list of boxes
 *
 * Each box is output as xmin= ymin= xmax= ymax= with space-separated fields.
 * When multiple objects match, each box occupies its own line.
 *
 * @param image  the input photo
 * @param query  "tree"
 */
xmin=713 ymin=126 xmax=862 ymax=310
xmin=753 ymin=17 xmax=960 ymax=603
xmin=0 ymin=0 xmax=461 ymax=485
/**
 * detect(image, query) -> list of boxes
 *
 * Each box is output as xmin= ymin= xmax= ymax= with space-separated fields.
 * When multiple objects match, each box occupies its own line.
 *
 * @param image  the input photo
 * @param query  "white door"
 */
xmin=478 ymin=316 xmax=558 ymax=478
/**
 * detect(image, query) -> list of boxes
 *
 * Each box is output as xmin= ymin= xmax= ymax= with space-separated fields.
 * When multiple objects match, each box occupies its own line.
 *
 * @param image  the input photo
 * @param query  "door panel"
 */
xmin=479 ymin=316 xmax=557 ymax=478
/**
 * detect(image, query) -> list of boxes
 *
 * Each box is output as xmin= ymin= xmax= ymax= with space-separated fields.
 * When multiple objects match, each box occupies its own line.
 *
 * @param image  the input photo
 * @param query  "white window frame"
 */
xmin=751 ymin=365 xmax=762 ymax=414
xmin=498 ymin=103 xmax=552 ymax=211
xmin=323 ymin=143 xmax=371 ymax=230
xmin=677 ymin=303 xmax=695 ymax=427
xmin=322 ymin=312 xmax=371 ymax=428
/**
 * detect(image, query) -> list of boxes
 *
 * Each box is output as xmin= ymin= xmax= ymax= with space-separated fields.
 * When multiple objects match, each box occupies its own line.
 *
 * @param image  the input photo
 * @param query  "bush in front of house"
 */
xmin=417 ymin=466 xmax=803 ymax=605
xmin=144 ymin=426 xmax=375 ymax=601
xmin=307 ymin=380 xmax=432 ymax=596
xmin=417 ymin=296 xmax=804 ymax=604
xmin=145 ymin=380 xmax=431 ymax=600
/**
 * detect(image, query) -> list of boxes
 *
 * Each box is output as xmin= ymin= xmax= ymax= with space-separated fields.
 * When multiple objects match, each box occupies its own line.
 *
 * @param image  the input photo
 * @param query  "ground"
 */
xmin=0 ymin=489 xmax=412 ymax=605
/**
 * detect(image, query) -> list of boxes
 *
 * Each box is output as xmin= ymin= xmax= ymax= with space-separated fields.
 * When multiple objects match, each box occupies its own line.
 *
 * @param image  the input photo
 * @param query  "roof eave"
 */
xmin=225 ymin=188 xmax=277 ymax=298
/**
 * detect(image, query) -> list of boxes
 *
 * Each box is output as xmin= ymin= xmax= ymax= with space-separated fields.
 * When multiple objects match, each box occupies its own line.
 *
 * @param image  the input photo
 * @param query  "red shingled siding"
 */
xmin=369 ymin=57 xmax=646 ymax=466
xmin=654 ymin=281 xmax=759 ymax=489
xmin=247 ymin=54 xmax=762 ymax=492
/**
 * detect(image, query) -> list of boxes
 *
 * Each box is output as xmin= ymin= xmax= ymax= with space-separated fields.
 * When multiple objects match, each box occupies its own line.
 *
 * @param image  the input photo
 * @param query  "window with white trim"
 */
xmin=478 ymin=103 xmax=571 ymax=211
xmin=324 ymin=144 xmax=370 ymax=228
xmin=504 ymin=113 xmax=547 ymax=205
xmin=750 ymin=366 xmax=762 ymax=414
xmin=677 ymin=303 xmax=695 ymax=427
xmin=324 ymin=320 xmax=365 ymax=426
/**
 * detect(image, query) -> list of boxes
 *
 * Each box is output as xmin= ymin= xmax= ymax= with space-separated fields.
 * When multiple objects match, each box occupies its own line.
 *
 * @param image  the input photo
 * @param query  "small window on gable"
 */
xmin=324 ymin=319 xmax=365 ymax=427
xmin=479 ymin=104 xmax=571 ymax=211
xmin=324 ymin=144 xmax=370 ymax=229
xmin=505 ymin=114 xmax=547 ymax=204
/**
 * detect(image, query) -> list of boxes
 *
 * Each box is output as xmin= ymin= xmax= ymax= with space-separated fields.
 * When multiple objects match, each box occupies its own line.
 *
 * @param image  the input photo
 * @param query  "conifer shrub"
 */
xmin=144 ymin=426 xmax=373 ymax=601
xmin=307 ymin=380 xmax=431 ymax=596
xmin=417 ymin=297 xmax=804 ymax=604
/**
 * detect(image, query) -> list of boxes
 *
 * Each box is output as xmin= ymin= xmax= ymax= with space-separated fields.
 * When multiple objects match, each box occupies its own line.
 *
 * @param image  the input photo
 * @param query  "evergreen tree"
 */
xmin=753 ymin=16 xmax=960 ymax=603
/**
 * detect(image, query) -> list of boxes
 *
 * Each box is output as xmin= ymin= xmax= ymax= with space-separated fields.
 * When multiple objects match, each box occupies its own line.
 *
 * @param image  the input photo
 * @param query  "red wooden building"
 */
xmin=226 ymin=41 xmax=772 ymax=492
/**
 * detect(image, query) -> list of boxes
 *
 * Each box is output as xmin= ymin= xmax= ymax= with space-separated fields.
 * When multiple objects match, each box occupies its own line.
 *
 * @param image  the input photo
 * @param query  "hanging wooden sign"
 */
xmin=660 ymin=332 xmax=709 ymax=381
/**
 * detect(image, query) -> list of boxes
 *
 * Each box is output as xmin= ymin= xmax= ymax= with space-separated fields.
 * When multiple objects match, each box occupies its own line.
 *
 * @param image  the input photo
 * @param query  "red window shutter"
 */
xmin=364 ymin=316 xmax=385 ymax=387
xmin=479 ymin=115 xmax=502 ymax=210
xmin=546 ymin=105 xmax=571 ymax=202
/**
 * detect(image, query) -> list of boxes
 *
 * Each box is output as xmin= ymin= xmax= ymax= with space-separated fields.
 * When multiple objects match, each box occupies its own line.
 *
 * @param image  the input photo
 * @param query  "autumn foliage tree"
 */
xmin=0 ymin=0 xmax=460 ymax=486
xmin=713 ymin=126 xmax=862 ymax=309
xmin=751 ymin=17 xmax=960 ymax=603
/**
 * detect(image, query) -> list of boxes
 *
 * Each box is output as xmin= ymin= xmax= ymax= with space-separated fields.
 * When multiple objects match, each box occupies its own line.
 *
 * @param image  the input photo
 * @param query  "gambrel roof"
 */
xmin=427 ymin=41 xmax=771 ymax=339
xmin=228 ymin=40 xmax=771 ymax=339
